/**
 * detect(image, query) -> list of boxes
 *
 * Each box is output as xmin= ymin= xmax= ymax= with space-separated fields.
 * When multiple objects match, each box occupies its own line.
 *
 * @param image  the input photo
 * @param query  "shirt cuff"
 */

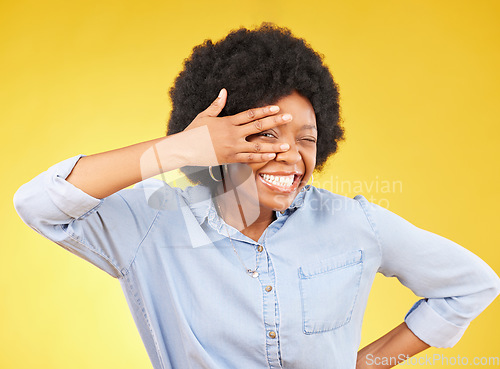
xmin=45 ymin=154 xmax=103 ymax=219
xmin=404 ymin=299 xmax=468 ymax=348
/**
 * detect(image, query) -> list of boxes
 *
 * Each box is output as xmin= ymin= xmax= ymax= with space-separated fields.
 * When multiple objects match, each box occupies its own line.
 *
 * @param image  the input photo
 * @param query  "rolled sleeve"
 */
xmin=404 ymin=299 xmax=468 ymax=348
xmin=14 ymin=155 xmax=102 ymax=229
xmin=45 ymin=155 xmax=103 ymax=219
xmin=355 ymin=195 xmax=500 ymax=348
xmin=14 ymin=155 xmax=162 ymax=278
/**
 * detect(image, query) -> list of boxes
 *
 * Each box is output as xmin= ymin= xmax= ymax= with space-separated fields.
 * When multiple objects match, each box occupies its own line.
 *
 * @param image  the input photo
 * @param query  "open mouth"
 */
xmin=258 ymin=173 xmax=301 ymax=193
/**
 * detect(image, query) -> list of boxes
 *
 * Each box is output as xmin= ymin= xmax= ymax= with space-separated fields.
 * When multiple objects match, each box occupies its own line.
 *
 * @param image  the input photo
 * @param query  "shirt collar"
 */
xmin=183 ymin=184 xmax=311 ymax=225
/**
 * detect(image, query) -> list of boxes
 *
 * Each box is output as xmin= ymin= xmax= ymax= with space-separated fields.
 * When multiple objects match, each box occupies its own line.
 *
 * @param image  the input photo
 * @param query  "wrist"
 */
xmin=173 ymin=126 xmax=218 ymax=167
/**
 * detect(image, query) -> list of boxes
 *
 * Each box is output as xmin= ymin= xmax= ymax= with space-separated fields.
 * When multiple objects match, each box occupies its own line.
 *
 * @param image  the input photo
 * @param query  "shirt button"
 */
xmin=265 ymin=285 xmax=272 ymax=292
xmin=268 ymin=331 xmax=276 ymax=339
xmin=257 ymin=245 xmax=263 ymax=252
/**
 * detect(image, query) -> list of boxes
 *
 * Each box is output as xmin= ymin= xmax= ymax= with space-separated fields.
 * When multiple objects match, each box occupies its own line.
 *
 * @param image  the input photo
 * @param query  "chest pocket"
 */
xmin=298 ymin=249 xmax=363 ymax=334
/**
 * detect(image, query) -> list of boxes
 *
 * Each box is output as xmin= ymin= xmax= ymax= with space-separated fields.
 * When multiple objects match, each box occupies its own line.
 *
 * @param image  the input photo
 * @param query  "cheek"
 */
xmin=228 ymin=164 xmax=251 ymax=186
xmin=245 ymin=162 xmax=267 ymax=176
xmin=303 ymin=148 xmax=317 ymax=172
xmin=311 ymin=155 xmax=317 ymax=171
xmin=228 ymin=163 xmax=260 ymax=187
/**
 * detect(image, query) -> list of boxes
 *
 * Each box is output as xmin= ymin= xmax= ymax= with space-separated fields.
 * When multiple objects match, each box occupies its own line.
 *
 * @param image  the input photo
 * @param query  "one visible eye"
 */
xmin=259 ymin=132 xmax=276 ymax=139
xmin=301 ymin=137 xmax=317 ymax=143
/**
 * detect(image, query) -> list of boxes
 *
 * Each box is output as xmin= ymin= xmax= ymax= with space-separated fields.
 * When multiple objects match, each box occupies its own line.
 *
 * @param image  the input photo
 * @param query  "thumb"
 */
xmin=202 ymin=88 xmax=227 ymax=117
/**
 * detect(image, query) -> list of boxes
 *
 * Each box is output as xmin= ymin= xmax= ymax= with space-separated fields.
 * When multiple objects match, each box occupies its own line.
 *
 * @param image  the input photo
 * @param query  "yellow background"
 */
xmin=1 ymin=0 xmax=499 ymax=368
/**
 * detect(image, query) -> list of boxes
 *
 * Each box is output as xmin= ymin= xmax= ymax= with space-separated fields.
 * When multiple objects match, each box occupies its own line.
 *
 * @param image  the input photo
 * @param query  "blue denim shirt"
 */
xmin=14 ymin=155 xmax=500 ymax=369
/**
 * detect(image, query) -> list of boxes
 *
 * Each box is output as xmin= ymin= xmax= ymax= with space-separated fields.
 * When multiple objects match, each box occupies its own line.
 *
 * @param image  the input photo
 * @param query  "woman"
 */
xmin=14 ymin=24 xmax=500 ymax=369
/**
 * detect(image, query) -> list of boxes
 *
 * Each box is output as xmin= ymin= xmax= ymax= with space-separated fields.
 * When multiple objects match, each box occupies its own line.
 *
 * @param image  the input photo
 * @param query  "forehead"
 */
xmin=275 ymin=91 xmax=316 ymax=128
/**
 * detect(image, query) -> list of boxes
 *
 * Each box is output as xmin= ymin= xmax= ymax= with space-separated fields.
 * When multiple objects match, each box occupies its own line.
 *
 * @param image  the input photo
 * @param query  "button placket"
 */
xmin=257 ymin=245 xmax=282 ymax=368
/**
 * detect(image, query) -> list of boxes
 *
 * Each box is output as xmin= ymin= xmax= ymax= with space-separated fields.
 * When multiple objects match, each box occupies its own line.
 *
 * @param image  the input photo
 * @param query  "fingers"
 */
xmin=242 ymin=141 xmax=290 ymax=154
xmin=241 ymin=113 xmax=293 ymax=136
xmin=199 ymin=88 xmax=227 ymax=118
xmin=229 ymin=142 xmax=290 ymax=163
xmin=233 ymin=152 xmax=278 ymax=163
xmin=230 ymin=104 xmax=281 ymax=126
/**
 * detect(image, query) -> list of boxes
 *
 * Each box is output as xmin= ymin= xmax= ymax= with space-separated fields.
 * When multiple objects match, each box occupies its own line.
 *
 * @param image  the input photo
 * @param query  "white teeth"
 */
xmin=260 ymin=174 xmax=295 ymax=188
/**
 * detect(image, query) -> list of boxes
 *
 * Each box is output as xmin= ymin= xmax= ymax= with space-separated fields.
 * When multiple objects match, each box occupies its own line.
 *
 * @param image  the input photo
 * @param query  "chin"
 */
xmin=254 ymin=172 xmax=307 ymax=212
xmin=258 ymin=191 xmax=299 ymax=213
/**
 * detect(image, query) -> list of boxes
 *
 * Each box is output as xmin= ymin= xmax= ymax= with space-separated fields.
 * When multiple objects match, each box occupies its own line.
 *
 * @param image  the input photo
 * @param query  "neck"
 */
xmin=214 ymin=183 xmax=275 ymax=242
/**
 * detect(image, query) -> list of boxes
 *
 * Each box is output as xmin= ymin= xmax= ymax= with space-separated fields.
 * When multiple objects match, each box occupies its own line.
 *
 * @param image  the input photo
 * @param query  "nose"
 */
xmin=275 ymin=141 xmax=302 ymax=164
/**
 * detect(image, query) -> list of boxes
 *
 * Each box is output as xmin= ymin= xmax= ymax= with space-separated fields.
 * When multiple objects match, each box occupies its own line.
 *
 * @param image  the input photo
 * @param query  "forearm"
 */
xmin=66 ymin=128 xmax=212 ymax=199
xmin=356 ymin=322 xmax=430 ymax=369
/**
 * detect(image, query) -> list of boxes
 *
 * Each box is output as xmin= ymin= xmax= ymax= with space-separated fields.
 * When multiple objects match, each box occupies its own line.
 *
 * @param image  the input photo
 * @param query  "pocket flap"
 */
xmin=299 ymin=249 xmax=363 ymax=279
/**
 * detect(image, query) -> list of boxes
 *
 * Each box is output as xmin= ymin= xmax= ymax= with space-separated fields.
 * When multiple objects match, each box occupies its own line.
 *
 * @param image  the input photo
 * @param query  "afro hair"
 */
xmin=167 ymin=23 xmax=345 ymax=187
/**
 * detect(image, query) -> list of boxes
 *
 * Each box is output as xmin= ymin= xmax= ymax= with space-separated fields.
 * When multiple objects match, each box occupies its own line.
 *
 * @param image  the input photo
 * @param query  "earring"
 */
xmin=209 ymin=166 xmax=222 ymax=182
xmin=208 ymin=164 xmax=227 ymax=182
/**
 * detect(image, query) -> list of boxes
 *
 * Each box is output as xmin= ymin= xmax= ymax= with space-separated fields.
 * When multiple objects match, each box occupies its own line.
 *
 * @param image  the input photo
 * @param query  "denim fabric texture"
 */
xmin=14 ymin=155 xmax=500 ymax=369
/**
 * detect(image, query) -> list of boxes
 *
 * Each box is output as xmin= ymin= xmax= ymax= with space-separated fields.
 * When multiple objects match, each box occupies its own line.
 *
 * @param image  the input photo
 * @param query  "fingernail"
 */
xmin=267 ymin=153 xmax=276 ymax=159
xmin=270 ymin=106 xmax=279 ymax=113
xmin=282 ymin=113 xmax=292 ymax=121
xmin=218 ymin=88 xmax=224 ymax=98
xmin=280 ymin=144 xmax=290 ymax=150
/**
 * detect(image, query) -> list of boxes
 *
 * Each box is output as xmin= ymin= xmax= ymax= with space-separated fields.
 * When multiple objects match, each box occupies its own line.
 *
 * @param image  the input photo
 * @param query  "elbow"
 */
xmin=13 ymin=182 xmax=45 ymax=232
xmin=471 ymin=270 xmax=500 ymax=314
xmin=466 ymin=258 xmax=500 ymax=311
xmin=13 ymin=183 xmax=32 ymax=225
xmin=488 ymin=274 xmax=500 ymax=302
xmin=13 ymin=182 xmax=52 ymax=236
xmin=481 ymin=263 xmax=500 ymax=303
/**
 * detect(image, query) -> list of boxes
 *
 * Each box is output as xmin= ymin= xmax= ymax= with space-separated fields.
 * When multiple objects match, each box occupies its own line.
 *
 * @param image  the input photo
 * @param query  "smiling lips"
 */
xmin=258 ymin=173 xmax=302 ymax=193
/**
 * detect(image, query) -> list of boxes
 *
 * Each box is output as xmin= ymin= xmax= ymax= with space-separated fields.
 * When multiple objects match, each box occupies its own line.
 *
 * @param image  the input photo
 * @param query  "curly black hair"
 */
xmin=167 ymin=23 xmax=345 ymax=187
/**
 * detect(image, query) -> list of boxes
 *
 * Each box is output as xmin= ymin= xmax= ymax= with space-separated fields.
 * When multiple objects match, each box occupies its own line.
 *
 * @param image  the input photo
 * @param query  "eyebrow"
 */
xmin=300 ymin=124 xmax=317 ymax=131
